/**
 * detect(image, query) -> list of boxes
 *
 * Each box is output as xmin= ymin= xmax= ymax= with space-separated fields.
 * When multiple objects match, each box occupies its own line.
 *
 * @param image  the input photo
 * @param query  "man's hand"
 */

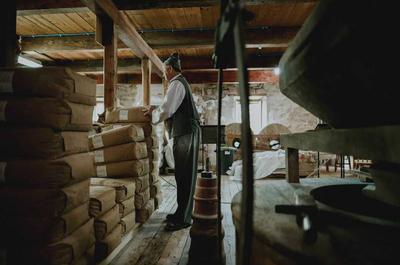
xmin=142 ymin=106 xmax=155 ymax=117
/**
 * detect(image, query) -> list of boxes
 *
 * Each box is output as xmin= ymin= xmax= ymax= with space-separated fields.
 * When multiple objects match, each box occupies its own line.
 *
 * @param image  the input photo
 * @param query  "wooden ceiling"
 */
xmin=16 ymin=0 xmax=317 ymax=81
xmin=17 ymin=3 xmax=315 ymax=34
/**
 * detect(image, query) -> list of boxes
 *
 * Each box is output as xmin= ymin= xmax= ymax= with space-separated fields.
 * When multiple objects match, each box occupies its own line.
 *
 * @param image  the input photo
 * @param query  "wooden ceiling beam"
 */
xmin=17 ymin=0 xmax=317 ymax=13
xmin=44 ymin=54 xmax=282 ymax=73
xmin=81 ymin=0 xmax=164 ymax=76
xmin=85 ymin=69 xmax=279 ymax=84
xmin=21 ymin=27 xmax=297 ymax=52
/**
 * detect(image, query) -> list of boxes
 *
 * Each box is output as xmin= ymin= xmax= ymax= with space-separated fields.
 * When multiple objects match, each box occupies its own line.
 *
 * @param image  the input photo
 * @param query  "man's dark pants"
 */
xmin=172 ymin=121 xmax=200 ymax=224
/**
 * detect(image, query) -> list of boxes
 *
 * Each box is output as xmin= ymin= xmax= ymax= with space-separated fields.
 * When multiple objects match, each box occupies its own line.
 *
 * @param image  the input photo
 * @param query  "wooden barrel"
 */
xmin=190 ymin=215 xmax=224 ymax=237
xmin=189 ymin=172 xmax=226 ymax=265
xmin=192 ymin=173 xmax=218 ymax=219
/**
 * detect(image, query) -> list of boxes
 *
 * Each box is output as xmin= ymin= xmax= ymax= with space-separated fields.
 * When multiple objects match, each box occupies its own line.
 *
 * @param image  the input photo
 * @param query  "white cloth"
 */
xmin=164 ymin=138 xmax=175 ymax=169
xmin=152 ymin=74 xmax=186 ymax=124
xmin=227 ymin=150 xmax=286 ymax=180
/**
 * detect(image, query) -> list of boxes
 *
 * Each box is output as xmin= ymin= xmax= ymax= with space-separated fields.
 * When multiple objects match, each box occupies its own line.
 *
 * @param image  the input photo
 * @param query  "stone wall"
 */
xmin=96 ymin=82 xmax=317 ymax=168
xmin=98 ymin=82 xmax=317 ymax=133
xmin=263 ymin=83 xmax=318 ymax=133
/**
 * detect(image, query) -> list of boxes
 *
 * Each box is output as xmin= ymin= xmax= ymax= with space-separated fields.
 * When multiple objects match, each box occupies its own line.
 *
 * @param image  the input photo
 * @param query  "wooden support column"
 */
xmin=0 ymin=1 xmax=17 ymax=67
xmin=142 ymin=58 xmax=151 ymax=105
xmin=286 ymin=148 xmax=299 ymax=183
xmin=162 ymin=78 xmax=168 ymax=95
xmin=96 ymin=13 xmax=117 ymax=109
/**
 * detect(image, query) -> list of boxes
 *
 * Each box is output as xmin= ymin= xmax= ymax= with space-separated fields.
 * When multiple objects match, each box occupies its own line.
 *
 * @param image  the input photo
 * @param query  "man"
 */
xmin=143 ymin=53 xmax=200 ymax=231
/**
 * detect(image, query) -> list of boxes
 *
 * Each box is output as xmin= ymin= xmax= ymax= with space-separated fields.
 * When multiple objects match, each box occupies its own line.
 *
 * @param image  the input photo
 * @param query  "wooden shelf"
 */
xmin=280 ymin=125 xmax=400 ymax=183
xmin=281 ymin=125 xmax=400 ymax=164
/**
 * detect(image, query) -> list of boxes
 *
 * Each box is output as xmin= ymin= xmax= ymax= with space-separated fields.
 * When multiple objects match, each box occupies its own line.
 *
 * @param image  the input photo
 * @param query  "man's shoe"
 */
xmin=165 ymin=222 xmax=191 ymax=231
xmin=164 ymin=214 xmax=177 ymax=223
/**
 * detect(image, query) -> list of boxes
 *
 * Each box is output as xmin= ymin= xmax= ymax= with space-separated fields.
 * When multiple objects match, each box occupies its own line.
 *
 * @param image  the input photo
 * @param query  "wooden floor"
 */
xmin=111 ymin=175 xmax=242 ymax=265
xmin=110 ymin=168 xmax=351 ymax=265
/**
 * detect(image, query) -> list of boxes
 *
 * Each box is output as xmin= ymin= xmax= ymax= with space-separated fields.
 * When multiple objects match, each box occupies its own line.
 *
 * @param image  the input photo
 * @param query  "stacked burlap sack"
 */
xmin=104 ymin=107 xmax=163 ymax=223
xmin=0 ymin=67 xmax=96 ymax=265
xmin=88 ymin=123 xmax=149 ymax=261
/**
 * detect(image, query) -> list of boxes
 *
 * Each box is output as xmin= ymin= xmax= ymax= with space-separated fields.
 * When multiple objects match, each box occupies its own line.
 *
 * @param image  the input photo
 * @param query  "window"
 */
xmin=233 ymin=96 xmax=268 ymax=134
xmin=93 ymin=97 xmax=104 ymax=122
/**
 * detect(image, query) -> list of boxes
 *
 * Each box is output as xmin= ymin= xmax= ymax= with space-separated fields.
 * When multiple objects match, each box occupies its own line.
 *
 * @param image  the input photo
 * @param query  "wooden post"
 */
xmin=286 ymin=148 xmax=299 ymax=183
xmin=162 ymin=78 xmax=169 ymax=95
xmin=0 ymin=1 xmax=17 ymax=67
xmin=96 ymin=14 xmax=117 ymax=109
xmin=142 ymin=58 xmax=151 ymax=105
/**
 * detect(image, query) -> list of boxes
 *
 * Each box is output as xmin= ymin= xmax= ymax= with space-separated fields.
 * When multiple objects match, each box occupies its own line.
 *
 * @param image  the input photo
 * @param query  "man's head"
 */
xmin=164 ymin=53 xmax=181 ymax=81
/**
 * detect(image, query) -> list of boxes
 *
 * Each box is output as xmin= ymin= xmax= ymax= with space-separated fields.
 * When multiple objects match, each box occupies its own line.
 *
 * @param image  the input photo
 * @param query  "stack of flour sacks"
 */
xmin=88 ymin=117 xmax=154 ymax=262
xmin=102 ymin=106 xmax=163 ymax=221
xmin=0 ymin=67 xmax=96 ymax=265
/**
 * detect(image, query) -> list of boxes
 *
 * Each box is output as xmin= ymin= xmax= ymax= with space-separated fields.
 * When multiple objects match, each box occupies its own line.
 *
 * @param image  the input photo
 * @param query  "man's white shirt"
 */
xmin=152 ymin=74 xmax=186 ymax=124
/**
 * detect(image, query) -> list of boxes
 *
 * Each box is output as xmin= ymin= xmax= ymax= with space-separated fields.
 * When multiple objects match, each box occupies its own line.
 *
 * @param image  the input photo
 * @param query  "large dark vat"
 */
xmin=231 ymin=179 xmax=400 ymax=265
xmin=279 ymin=0 xmax=400 ymax=128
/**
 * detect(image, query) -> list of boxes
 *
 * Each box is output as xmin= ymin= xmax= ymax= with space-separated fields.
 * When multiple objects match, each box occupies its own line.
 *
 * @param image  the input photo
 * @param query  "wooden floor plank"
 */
xmin=157 ymin=228 xmax=190 ymax=265
xmin=222 ymin=203 xmax=236 ymax=265
xmin=110 ymin=175 xmax=237 ymax=265
xmin=178 ymin=236 xmax=191 ymax=265
xmin=111 ymin=178 xmax=177 ymax=265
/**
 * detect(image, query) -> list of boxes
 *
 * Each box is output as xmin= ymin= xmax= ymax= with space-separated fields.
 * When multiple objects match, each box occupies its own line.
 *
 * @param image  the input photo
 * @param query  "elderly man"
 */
xmin=143 ymin=53 xmax=200 ymax=231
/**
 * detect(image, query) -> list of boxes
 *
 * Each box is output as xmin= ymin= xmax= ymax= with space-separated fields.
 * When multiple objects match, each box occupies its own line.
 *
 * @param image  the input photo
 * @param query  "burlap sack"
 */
xmin=92 ymin=142 xmax=148 ymax=164
xmin=145 ymin=136 xmax=159 ymax=150
xmin=88 ymin=124 xmax=144 ymax=150
xmin=90 ymin=178 xmax=135 ymax=203
xmin=0 ymin=202 xmax=90 ymax=245
xmin=150 ymin=181 xmax=161 ymax=198
xmin=148 ymin=148 xmax=160 ymax=161
xmin=0 ymin=127 xmax=89 ymax=159
xmin=149 ymin=160 xmax=159 ymax=173
xmin=94 ymin=159 xmax=149 ymax=178
xmin=41 ymin=218 xmax=94 ymax=265
xmin=0 ymin=67 xmax=96 ymax=105
xmin=154 ymin=193 xmax=163 ymax=210
xmin=0 ymin=98 xmax=93 ymax=131
xmin=0 ymin=179 xmax=90 ymax=217
xmin=134 ymin=174 xmax=150 ymax=193
xmin=1 ymin=153 xmax=95 ymax=188
xmin=151 ymin=164 xmax=160 ymax=179
xmin=85 ymin=244 xmax=95 ymax=265
xmin=136 ymin=199 xmax=155 ymax=223
xmin=94 ymin=205 xmax=120 ymax=241
xmin=133 ymin=122 xmax=155 ymax=137
xmin=118 ymin=197 xmax=135 ymax=218
xmin=105 ymin=107 xmax=151 ymax=124
xmin=150 ymin=173 xmax=160 ymax=184
xmin=135 ymin=188 xmax=150 ymax=210
xmin=120 ymin=211 xmax=135 ymax=235
xmin=89 ymin=186 xmax=116 ymax=217
xmin=94 ymin=224 xmax=122 ymax=262
xmin=6 ymin=218 xmax=94 ymax=265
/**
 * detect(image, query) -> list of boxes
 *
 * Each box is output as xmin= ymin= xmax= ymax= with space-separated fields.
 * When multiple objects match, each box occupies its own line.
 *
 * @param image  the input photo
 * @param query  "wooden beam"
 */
xmin=44 ymin=54 xmax=282 ymax=73
xmin=82 ymin=0 xmax=164 ymax=76
xmin=20 ymin=27 xmax=297 ymax=52
xmin=98 ymin=14 xmax=117 ymax=109
xmin=17 ymin=0 xmax=317 ymax=13
xmin=285 ymin=148 xmax=299 ymax=183
xmin=49 ymin=58 xmax=142 ymax=73
xmin=17 ymin=7 xmax=89 ymax=16
xmin=86 ymin=69 xmax=279 ymax=84
xmin=1 ymin=1 xmax=17 ymax=67
xmin=142 ymin=58 xmax=151 ymax=105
